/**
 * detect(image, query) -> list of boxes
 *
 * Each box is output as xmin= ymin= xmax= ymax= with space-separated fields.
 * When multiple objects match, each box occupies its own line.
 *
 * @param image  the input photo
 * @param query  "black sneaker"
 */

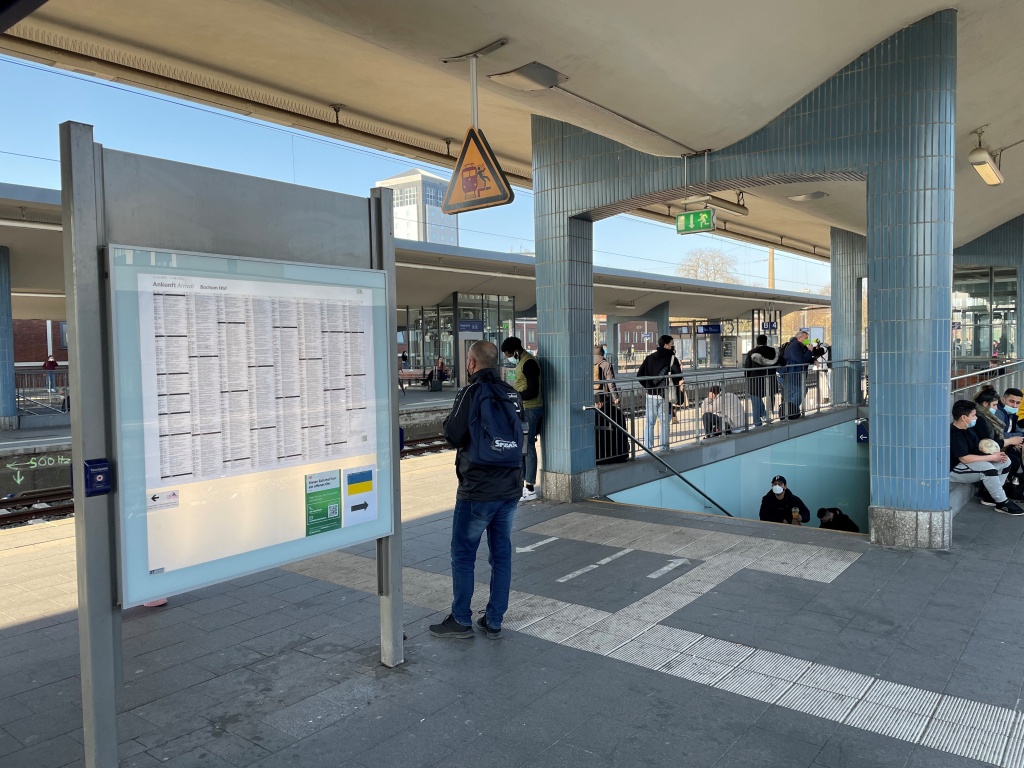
xmin=477 ymin=615 xmax=502 ymax=639
xmin=429 ymin=614 xmax=473 ymax=639
xmin=995 ymin=500 xmax=1024 ymax=516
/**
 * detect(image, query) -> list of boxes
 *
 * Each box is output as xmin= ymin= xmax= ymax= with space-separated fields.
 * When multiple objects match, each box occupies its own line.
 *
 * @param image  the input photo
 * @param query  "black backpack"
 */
xmin=467 ymin=381 xmax=525 ymax=468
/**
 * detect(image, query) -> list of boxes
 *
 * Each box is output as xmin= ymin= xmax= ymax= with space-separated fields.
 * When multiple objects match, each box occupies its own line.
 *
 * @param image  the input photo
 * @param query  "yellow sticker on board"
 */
xmin=441 ymin=127 xmax=514 ymax=214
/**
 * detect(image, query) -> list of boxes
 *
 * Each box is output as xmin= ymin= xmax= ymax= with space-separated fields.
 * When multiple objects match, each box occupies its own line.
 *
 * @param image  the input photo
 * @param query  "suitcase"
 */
xmin=596 ymin=403 xmax=630 ymax=464
xmin=429 ymin=379 xmax=443 ymax=392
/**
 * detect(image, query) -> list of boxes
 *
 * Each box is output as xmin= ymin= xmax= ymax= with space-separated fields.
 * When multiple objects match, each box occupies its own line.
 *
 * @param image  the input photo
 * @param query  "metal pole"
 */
xmin=470 ymin=56 xmax=479 ymax=129
xmin=60 ymin=121 xmax=120 ymax=768
xmin=768 ymin=247 xmax=775 ymax=289
xmin=370 ymin=187 xmax=404 ymax=668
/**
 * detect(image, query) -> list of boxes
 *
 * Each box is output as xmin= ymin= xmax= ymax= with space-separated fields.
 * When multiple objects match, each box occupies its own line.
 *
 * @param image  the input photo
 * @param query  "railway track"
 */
xmin=0 ymin=486 xmax=74 ymax=527
xmin=401 ymin=436 xmax=451 ymax=458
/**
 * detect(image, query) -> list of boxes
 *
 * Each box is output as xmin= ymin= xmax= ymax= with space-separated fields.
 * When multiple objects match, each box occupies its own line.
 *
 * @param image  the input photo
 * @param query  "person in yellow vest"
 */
xmin=501 ymin=337 xmax=543 ymax=501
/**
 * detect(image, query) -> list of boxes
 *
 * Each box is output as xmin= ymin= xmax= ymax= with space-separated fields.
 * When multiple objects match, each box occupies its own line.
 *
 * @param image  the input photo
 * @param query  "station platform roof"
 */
xmin=2 ymin=1 xmax=1021 ymax=258
xmin=0 ymin=182 xmax=828 ymax=321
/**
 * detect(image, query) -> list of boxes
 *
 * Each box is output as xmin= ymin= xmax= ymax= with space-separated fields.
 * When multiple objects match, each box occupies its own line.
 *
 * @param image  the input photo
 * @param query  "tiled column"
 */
xmin=866 ymin=13 xmax=957 ymax=548
xmin=1018 ymin=267 xmax=1024 ymax=356
xmin=830 ymin=229 xmax=866 ymax=406
xmin=0 ymin=247 xmax=15 ymax=429
xmin=534 ymin=210 xmax=598 ymax=501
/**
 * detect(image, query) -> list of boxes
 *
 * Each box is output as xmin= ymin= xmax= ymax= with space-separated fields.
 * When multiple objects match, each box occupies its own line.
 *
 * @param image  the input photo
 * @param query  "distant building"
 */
xmin=375 ymin=168 xmax=458 ymax=246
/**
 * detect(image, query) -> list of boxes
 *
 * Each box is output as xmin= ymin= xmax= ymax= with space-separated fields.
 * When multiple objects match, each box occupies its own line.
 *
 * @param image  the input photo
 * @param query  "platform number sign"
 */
xmin=676 ymin=209 xmax=716 ymax=234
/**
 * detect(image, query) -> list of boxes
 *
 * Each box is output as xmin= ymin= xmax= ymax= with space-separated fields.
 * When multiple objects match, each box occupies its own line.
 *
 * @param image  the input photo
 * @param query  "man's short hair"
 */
xmin=469 ymin=340 xmax=499 ymax=369
xmin=1004 ymin=387 xmax=1023 ymax=399
xmin=658 ymin=334 xmax=673 ymax=347
xmin=500 ymin=337 xmax=523 ymax=355
xmin=756 ymin=334 xmax=768 ymax=345
xmin=952 ymin=399 xmax=977 ymax=421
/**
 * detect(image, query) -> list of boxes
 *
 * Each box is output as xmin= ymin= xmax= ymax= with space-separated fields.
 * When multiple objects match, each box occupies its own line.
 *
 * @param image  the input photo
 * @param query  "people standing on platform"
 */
xmin=759 ymin=475 xmax=811 ymax=525
xmin=973 ymin=387 xmax=1023 ymax=501
xmin=780 ymin=329 xmax=825 ymax=419
xmin=699 ymin=385 xmax=744 ymax=438
xmin=743 ymin=334 xmax=779 ymax=427
xmin=637 ymin=335 xmax=684 ymax=452
xmin=950 ymin=399 xmax=1022 ymax=515
xmin=628 ymin=345 xmax=636 ymax=365
xmin=500 ymin=336 xmax=544 ymax=501
xmin=401 ymin=351 xmax=409 ymax=369
xmin=593 ymin=344 xmax=620 ymax=410
xmin=43 ymin=355 xmax=58 ymax=392
xmin=431 ymin=339 xmax=525 ymax=639
xmin=817 ymin=508 xmax=860 ymax=533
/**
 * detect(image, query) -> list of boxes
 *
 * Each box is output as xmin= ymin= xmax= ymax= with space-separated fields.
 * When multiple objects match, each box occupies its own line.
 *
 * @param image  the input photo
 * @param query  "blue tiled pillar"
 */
xmin=830 ymin=229 xmax=866 ymax=405
xmin=0 ymin=247 xmax=15 ymax=429
xmin=866 ymin=14 xmax=957 ymax=548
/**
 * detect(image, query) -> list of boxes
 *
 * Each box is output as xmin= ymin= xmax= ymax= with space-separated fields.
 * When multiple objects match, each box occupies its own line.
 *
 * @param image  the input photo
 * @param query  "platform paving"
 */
xmin=2 ymin=452 xmax=1024 ymax=767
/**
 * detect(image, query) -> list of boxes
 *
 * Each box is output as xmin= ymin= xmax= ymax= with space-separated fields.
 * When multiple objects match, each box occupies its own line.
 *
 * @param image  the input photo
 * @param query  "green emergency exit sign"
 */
xmin=676 ymin=209 xmax=716 ymax=234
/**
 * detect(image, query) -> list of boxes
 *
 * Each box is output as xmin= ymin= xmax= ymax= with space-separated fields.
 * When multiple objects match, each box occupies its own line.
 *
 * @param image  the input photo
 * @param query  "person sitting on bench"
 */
xmin=426 ymin=357 xmax=449 ymax=386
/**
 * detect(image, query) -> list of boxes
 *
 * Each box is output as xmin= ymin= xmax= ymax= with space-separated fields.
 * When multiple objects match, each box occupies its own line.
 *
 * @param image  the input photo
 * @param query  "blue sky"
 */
xmin=0 ymin=55 xmax=829 ymax=292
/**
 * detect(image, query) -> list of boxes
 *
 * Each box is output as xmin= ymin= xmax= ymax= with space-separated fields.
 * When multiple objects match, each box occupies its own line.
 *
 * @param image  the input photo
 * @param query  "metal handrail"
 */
xmin=951 ymin=360 xmax=1024 ymax=403
xmin=584 ymin=404 xmax=733 ymax=517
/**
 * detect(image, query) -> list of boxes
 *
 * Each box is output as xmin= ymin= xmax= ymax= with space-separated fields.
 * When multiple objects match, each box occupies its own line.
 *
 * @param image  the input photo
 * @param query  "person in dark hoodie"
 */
xmin=636 ymin=335 xmax=684 ymax=451
xmin=759 ymin=475 xmax=811 ymax=525
xmin=743 ymin=334 xmax=779 ymax=427
xmin=817 ymin=507 xmax=860 ymax=533
xmin=780 ymin=329 xmax=825 ymax=418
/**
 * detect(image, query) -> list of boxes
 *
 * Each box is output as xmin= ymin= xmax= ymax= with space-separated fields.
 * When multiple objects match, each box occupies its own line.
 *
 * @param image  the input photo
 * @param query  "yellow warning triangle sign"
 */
xmin=441 ymin=127 xmax=514 ymax=214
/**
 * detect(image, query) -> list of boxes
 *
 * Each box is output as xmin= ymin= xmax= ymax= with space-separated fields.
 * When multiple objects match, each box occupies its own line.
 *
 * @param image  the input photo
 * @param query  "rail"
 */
xmin=0 ymin=486 xmax=74 ymax=526
xmin=592 ymin=358 xmax=866 ymax=456
xmin=15 ymin=369 xmax=69 ymax=416
xmin=950 ymin=360 xmax=1024 ymax=402
xmin=584 ymin=404 xmax=732 ymax=517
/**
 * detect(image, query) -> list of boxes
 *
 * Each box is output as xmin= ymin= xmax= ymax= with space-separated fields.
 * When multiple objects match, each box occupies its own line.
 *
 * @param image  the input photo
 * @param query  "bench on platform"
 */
xmin=398 ymin=367 xmax=455 ymax=389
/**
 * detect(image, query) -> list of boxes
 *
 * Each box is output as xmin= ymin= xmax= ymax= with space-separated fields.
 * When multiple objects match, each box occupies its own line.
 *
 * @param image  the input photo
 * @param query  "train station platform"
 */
xmin=1 ymin=452 xmax=1022 ymax=768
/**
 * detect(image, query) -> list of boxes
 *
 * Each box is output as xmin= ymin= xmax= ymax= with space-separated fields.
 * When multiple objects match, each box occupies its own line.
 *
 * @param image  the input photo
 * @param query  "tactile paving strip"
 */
xmin=776 ymin=684 xmax=859 ymax=722
xmin=608 ymin=640 xmax=681 ymax=670
xmin=714 ymin=668 xmax=793 ymax=704
xmin=920 ymin=719 xmax=1008 ymax=765
xmin=844 ymin=700 xmax=930 ymax=742
xmin=662 ymin=654 xmax=733 ymax=685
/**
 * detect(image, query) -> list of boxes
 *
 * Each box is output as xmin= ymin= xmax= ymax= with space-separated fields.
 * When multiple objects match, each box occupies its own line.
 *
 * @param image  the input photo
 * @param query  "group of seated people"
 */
xmin=950 ymin=386 xmax=1024 ymax=515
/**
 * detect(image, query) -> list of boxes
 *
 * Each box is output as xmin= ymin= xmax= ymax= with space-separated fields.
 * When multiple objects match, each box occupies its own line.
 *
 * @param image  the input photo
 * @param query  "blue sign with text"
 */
xmin=696 ymin=324 xmax=722 ymax=335
xmin=761 ymin=321 xmax=778 ymax=331
xmin=457 ymin=319 xmax=484 ymax=333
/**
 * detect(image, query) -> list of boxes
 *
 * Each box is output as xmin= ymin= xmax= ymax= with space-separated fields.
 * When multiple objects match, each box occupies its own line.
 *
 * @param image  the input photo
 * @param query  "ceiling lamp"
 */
xmin=614 ymin=300 xmax=635 ymax=310
xmin=787 ymin=191 xmax=830 ymax=202
xmin=678 ymin=194 xmax=748 ymax=216
xmin=489 ymin=62 xmax=568 ymax=91
xmin=969 ymin=125 xmax=1005 ymax=186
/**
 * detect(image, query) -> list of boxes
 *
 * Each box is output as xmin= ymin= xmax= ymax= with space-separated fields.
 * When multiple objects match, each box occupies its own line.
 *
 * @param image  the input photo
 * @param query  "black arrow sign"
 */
xmin=351 ymin=501 xmax=369 ymax=512
xmin=151 ymin=495 xmax=159 ymax=501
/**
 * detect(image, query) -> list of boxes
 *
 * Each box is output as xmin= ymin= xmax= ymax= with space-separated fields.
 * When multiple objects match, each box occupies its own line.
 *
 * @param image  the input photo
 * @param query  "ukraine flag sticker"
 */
xmin=347 ymin=470 xmax=374 ymax=496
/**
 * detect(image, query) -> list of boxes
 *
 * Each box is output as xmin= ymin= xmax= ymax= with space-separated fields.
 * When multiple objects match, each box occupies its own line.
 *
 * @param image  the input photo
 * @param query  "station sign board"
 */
xmin=761 ymin=321 xmax=778 ymax=331
xmin=696 ymin=324 xmax=722 ymax=334
xmin=676 ymin=209 xmax=716 ymax=234
xmin=457 ymin=319 xmax=484 ymax=332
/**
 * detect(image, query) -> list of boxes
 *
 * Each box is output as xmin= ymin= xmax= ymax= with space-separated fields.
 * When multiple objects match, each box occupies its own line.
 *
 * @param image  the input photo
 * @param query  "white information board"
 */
xmin=109 ymin=247 xmax=395 ymax=606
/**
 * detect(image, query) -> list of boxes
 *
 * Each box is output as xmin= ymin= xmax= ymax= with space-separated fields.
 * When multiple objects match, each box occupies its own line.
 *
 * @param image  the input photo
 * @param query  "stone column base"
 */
xmin=0 ymin=415 xmax=17 ymax=431
xmin=540 ymin=469 xmax=599 ymax=503
xmin=869 ymin=506 xmax=951 ymax=550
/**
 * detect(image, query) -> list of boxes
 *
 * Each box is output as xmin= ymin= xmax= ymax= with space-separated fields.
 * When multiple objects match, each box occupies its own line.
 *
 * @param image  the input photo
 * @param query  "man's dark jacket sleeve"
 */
xmin=443 ymin=384 xmax=474 ymax=448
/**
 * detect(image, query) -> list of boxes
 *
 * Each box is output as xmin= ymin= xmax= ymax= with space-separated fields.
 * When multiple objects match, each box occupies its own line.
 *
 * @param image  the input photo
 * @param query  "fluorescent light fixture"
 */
xmin=678 ymin=194 xmax=748 ymax=216
xmin=614 ymin=301 xmax=635 ymax=310
xmin=969 ymin=146 xmax=1004 ymax=185
xmin=489 ymin=62 xmax=568 ymax=91
xmin=787 ymin=191 xmax=830 ymax=202
xmin=0 ymin=219 xmax=62 ymax=231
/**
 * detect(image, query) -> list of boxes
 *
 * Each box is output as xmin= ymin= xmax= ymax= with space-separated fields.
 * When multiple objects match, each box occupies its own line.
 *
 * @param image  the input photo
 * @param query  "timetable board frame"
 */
xmin=108 ymin=245 xmax=395 ymax=607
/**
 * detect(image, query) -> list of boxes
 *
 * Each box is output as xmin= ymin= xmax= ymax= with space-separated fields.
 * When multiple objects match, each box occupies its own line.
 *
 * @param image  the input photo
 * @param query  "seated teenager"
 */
xmin=950 ymin=399 xmax=1022 ymax=515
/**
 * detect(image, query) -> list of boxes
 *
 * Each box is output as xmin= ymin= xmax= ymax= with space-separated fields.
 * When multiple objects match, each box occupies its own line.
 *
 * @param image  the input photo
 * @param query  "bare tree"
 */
xmin=676 ymin=248 xmax=740 ymax=284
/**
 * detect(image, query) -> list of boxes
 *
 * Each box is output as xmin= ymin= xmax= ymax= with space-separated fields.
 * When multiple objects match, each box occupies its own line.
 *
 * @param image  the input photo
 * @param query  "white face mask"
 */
xmin=772 ymin=485 xmax=784 ymax=495
xmin=506 ymin=356 xmax=517 ymax=365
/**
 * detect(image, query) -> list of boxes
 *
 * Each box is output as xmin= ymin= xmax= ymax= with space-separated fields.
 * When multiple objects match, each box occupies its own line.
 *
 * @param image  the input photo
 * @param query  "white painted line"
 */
xmin=516 ymin=537 xmax=558 ymax=553
xmin=596 ymin=548 xmax=634 ymax=565
xmin=647 ymin=558 xmax=691 ymax=579
xmin=556 ymin=565 xmax=599 ymax=583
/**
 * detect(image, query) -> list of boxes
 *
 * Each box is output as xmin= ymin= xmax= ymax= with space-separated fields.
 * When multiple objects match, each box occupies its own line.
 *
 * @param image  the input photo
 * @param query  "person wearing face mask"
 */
xmin=759 ymin=475 xmax=811 ymax=525
xmin=500 ymin=337 xmax=543 ymax=501
xmin=43 ymin=354 xmax=58 ymax=392
xmin=950 ymin=399 xmax=1022 ymax=515
xmin=637 ymin=335 xmax=685 ymax=452
xmin=996 ymin=388 xmax=1024 ymax=439
xmin=973 ymin=387 xmax=1023 ymax=501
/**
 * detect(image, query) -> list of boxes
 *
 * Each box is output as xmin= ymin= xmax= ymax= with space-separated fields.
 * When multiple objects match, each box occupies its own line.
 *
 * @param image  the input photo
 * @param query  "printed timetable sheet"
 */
xmin=137 ymin=274 xmax=376 ymax=489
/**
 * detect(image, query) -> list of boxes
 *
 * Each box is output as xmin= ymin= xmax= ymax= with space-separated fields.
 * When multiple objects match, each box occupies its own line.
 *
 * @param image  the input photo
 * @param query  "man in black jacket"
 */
xmin=430 ymin=340 xmax=524 ymax=640
xmin=743 ymin=334 xmax=779 ymax=427
xmin=817 ymin=508 xmax=860 ymax=533
xmin=636 ymin=335 xmax=684 ymax=451
xmin=759 ymin=475 xmax=811 ymax=525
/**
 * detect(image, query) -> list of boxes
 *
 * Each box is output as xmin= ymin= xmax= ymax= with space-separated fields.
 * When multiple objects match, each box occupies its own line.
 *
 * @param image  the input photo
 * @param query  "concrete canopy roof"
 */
xmin=3 ymin=2 xmax=1022 ymax=255
xmin=396 ymin=240 xmax=828 ymax=319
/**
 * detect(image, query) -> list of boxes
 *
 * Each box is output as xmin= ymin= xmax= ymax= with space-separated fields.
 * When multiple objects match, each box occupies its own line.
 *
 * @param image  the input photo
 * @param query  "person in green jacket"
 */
xmin=501 ymin=337 xmax=543 ymax=501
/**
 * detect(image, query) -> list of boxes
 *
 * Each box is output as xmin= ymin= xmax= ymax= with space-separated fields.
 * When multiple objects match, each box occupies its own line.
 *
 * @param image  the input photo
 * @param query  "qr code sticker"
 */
xmin=328 ymin=504 xmax=339 ymax=518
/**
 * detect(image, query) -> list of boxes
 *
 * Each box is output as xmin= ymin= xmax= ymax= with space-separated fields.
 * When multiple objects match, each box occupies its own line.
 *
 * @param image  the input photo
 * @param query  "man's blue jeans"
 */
xmin=750 ymin=395 xmax=766 ymax=426
xmin=450 ymin=497 xmax=518 ymax=628
xmin=524 ymin=407 xmax=543 ymax=486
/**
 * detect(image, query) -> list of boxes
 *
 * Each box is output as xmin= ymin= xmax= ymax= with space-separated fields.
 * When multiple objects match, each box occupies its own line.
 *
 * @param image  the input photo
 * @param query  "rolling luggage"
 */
xmin=596 ymin=402 xmax=630 ymax=464
xmin=429 ymin=378 xmax=443 ymax=392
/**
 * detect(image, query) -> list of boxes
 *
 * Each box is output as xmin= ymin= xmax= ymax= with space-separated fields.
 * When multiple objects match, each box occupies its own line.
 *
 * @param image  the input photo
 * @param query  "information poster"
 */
xmin=109 ymin=247 xmax=395 ymax=607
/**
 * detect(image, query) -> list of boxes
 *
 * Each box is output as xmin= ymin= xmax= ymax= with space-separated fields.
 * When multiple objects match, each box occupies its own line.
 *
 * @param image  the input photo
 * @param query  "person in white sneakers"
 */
xmin=950 ymin=399 xmax=1023 ymax=515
